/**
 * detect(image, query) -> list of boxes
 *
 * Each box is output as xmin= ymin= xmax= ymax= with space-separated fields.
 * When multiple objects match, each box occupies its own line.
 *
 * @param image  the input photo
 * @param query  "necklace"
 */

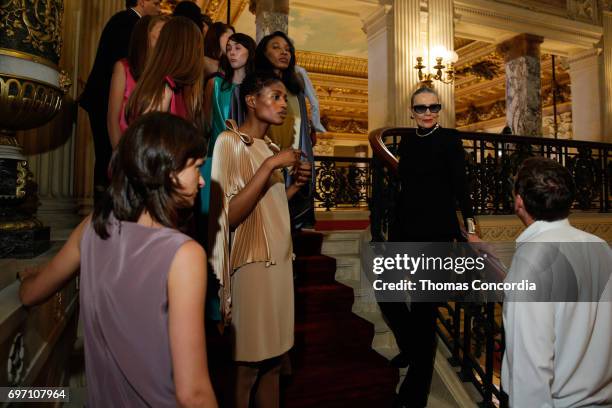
xmin=416 ymin=123 xmax=440 ymax=137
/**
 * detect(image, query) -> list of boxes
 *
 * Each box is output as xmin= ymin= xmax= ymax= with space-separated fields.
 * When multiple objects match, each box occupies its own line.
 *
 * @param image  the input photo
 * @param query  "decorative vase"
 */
xmin=0 ymin=0 xmax=70 ymax=258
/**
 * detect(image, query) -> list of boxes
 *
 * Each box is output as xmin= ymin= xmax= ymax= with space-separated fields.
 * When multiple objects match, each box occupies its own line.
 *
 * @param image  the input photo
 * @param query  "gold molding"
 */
xmin=296 ymin=50 xmax=368 ymax=78
xmin=0 ymin=218 xmax=43 ymax=232
xmin=0 ymin=72 xmax=61 ymax=92
xmin=0 ymin=74 xmax=64 ymax=131
xmin=0 ymin=135 xmax=21 ymax=146
xmin=16 ymin=161 xmax=27 ymax=199
xmin=0 ymin=48 xmax=59 ymax=71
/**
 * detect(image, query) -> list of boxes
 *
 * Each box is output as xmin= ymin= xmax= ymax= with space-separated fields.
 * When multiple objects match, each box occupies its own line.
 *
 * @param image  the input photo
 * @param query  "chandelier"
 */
xmin=414 ymin=46 xmax=458 ymax=87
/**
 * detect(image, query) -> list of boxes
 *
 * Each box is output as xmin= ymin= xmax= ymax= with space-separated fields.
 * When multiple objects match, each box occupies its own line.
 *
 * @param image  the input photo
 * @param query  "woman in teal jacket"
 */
xmin=200 ymin=33 xmax=256 ymax=322
xmin=200 ymin=33 xmax=256 ymax=218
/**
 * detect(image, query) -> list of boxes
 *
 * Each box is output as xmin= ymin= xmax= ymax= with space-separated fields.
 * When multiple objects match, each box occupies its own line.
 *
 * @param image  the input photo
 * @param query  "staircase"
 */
xmin=320 ymin=228 xmax=476 ymax=408
xmin=285 ymin=230 xmax=398 ymax=407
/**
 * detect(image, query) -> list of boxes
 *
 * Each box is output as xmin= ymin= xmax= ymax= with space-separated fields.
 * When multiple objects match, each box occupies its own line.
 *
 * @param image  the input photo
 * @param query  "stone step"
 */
xmin=321 ymin=230 xmax=364 ymax=256
xmin=320 ymin=226 xmax=479 ymax=407
xmin=333 ymin=255 xmax=362 ymax=282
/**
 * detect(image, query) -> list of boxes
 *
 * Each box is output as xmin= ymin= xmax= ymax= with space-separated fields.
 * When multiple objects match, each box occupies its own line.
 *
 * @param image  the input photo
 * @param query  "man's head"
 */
xmin=131 ymin=0 xmax=161 ymax=16
xmin=513 ymin=157 xmax=575 ymax=225
xmin=201 ymin=13 xmax=213 ymax=36
xmin=173 ymin=1 xmax=204 ymax=32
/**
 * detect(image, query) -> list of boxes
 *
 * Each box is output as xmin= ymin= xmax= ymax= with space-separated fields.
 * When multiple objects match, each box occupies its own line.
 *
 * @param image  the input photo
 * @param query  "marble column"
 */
xmin=497 ymin=34 xmax=544 ymax=136
xmin=363 ymin=6 xmax=394 ymax=130
xmin=428 ymin=0 xmax=455 ymax=127
xmin=603 ymin=11 xmax=612 ymax=142
xmin=568 ymin=48 xmax=602 ymax=141
xmin=252 ymin=0 xmax=289 ymax=42
xmin=393 ymin=0 xmax=422 ymax=126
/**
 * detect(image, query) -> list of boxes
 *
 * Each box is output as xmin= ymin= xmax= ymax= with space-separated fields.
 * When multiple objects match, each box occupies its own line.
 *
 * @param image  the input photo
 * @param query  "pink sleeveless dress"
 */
xmin=118 ymin=59 xmax=137 ymax=135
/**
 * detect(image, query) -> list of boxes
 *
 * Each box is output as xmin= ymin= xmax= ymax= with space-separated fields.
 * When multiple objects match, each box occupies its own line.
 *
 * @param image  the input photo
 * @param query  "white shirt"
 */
xmin=295 ymin=65 xmax=326 ymax=133
xmin=502 ymin=219 xmax=612 ymax=408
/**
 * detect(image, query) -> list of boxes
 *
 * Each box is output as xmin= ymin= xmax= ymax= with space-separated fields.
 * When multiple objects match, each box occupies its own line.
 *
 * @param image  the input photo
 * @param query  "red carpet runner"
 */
xmin=284 ymin=231 xmax=398 ymax=407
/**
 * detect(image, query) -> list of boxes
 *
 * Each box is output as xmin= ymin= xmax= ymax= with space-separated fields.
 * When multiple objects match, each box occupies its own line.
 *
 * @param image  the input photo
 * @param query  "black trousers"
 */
xmin=378 ymin=301 xmax=438 ymax=408
xmin=87 ymin=110 xmax=112 ymax=204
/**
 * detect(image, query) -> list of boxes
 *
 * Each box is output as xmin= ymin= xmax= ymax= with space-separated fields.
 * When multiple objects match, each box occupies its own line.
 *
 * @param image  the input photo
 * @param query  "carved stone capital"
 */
xmin=496 ymin=33 xmax=544 ymax=62
xmin=255 ymin=11 xmax=288 ymax=41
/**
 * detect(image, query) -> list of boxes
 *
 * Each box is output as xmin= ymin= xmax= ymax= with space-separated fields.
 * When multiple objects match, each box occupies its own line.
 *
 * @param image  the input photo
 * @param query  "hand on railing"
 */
xmin=368 ymin=128 xmax=399 ymax=175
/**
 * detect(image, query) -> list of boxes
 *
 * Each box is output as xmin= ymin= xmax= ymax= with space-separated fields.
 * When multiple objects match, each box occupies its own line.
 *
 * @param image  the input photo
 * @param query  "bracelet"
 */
xmin=466 ymin=218 xmax=477 ymax=234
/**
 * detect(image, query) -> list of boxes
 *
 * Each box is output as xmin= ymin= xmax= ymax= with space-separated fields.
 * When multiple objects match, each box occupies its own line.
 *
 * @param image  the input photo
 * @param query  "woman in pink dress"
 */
xmin=125 ymin=16 xmax=204 ymax=129
xmin=107 ymin=15 xmax=168 ymax=149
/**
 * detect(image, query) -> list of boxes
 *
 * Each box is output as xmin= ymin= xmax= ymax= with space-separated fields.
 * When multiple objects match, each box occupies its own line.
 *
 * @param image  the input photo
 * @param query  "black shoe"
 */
xmin=390 ymin=351 xmax=410 ymax=368
xmin=391 ymin=394 xmax=425 ymax=408
xmin=391 ymin=394 xmax=408 ymax=408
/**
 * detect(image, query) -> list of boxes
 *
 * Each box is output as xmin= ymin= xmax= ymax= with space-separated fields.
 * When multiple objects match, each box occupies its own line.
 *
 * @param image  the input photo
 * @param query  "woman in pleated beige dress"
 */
xmin=208 ymin=72 xmax=312 ymax=408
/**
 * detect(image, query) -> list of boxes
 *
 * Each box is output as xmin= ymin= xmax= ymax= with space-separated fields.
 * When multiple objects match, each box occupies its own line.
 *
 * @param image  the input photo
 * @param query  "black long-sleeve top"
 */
xmin=79 ymin=9 xmax=140 ymax=114
xmin=396 ymin=126 xmax=474 ymax=242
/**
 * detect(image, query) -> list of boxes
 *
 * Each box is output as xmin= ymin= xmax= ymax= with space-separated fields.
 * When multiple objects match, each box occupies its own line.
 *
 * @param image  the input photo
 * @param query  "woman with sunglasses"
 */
xmin=376 ymin=86 xmax=475 ymax=408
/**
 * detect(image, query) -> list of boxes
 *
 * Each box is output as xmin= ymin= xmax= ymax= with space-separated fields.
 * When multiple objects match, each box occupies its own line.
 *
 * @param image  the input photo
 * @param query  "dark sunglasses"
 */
xmin=412 ymin=104 xmax=442 ymax=114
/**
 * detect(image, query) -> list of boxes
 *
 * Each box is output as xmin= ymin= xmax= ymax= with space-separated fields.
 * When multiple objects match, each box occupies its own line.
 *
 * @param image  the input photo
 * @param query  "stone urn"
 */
xmin=0 ymin=0 xmax=70 ymax=258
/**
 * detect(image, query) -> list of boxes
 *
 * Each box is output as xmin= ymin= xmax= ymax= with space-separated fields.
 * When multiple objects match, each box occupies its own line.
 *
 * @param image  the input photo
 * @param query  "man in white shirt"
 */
xmin=501 ymin=157 xmax=612 ymax=407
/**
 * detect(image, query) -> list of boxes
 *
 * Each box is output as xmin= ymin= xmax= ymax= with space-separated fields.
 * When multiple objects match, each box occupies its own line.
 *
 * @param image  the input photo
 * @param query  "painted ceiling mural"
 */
xmin=234 ymin=2 xmax=369 ymax=58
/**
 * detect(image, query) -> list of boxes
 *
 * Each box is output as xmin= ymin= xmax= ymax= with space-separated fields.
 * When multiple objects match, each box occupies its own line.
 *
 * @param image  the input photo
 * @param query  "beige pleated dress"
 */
xmin=208 ymin=121 xmax=294 ymax=362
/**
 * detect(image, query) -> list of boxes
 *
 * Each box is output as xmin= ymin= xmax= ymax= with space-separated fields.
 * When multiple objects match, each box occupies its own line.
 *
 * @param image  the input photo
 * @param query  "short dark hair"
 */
xmin=126 ymin=0 xmax=137 ymax=8
xmin=93 ymin=112 xmax=207 ymax=239
xmin=173 ymin=1 xmax=204 ymax=32
xmin=201 ymin=13 xmax=213 ymax=28
xmin=204 ymin=22 xmax=235 ymax=59
xmin=255 ymin=31 xmax=304 ymax=95
xmin=514 ymin=157 xmax=575 ymax=221
xmin=240 ymin=71 xmax=284 ymax=111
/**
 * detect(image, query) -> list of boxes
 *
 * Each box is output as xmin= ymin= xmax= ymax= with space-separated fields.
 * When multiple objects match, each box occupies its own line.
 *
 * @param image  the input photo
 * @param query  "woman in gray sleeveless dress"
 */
xmin=18 ymin=112 xmax=218 ymax=408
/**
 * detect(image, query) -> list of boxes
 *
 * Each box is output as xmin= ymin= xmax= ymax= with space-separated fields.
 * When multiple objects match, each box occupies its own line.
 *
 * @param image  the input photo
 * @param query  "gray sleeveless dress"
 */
xmin=79 ymin=217 xmax=191 ymax=407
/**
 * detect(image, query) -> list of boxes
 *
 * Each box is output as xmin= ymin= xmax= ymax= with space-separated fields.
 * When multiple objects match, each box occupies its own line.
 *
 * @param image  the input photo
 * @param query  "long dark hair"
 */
xmin=93 ymin=112 xmax=207 ymax=239
xmin=128 ymin=15 xmax=168 ymax=80
xmin=127 ymin=15 xmax=152 ymax=81
xmin=204 ymin=22 xmax=235 ymax=60
xmin=219 ymin=33 xmax=256 ymax=91
xmin=126 ymin=17 xmax=204 ymax=128
xmin=254 ymin=31 xmax=304 ymax=95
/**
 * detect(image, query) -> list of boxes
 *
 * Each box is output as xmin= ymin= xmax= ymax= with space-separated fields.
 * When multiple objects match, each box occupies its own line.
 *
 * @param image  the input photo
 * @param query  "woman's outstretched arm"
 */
xmin=19 ymin=216 xmax=90 ymax=306
xmin=168 ymin=240 xmax=218 ymax=408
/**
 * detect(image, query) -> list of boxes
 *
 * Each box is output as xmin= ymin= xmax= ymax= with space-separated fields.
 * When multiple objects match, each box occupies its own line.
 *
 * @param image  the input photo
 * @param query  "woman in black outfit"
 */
xmin=375 ymin=86 xmax=475 ymax=408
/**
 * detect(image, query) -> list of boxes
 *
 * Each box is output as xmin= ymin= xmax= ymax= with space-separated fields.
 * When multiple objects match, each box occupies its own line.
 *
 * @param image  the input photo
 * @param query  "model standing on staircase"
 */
xmin=207 ymin=72 xmax=311 ymax=407
xmin=372 ymin=86 xmax=476 ymax=408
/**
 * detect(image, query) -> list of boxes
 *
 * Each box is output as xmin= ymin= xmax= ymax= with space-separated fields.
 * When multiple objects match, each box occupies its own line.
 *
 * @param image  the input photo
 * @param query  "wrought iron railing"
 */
xmin=313 ymin=155 xmax=371 ymax=211
xmin=370 ymin=128 xmax=612 ymax=240
xmin=367 ymin=127 xmax=612 ymax=408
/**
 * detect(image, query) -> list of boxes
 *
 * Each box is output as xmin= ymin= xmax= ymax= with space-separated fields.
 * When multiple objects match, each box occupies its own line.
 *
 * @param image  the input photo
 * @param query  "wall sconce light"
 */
xmin=414 ymin=46 xmax=458 ymax=87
